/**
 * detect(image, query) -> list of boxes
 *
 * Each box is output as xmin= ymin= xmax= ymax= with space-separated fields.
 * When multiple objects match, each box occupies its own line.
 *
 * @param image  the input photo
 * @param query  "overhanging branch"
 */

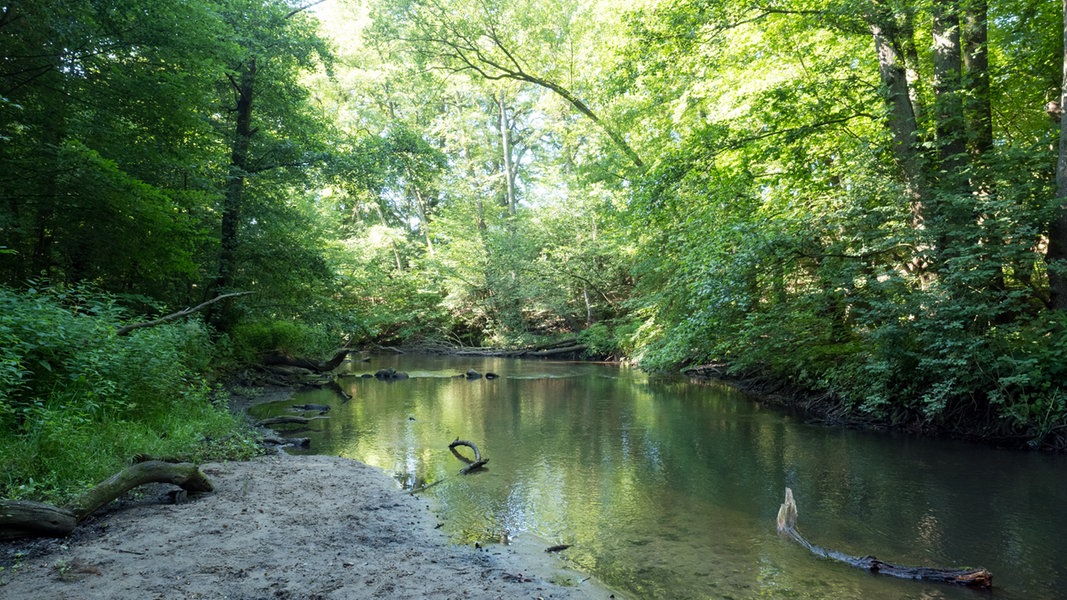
xmin=116 ymin=291 xmax=253 ymax=336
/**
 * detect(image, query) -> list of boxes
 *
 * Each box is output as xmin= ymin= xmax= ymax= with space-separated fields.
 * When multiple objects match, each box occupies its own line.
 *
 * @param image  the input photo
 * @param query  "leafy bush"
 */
xmin=229 ymin=318 xmax=335 ymax=362
xmin=0 ymin=284 xmax=260 ymax=503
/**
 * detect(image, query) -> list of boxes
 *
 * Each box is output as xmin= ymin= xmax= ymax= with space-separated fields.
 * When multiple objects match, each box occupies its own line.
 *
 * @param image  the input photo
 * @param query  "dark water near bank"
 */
xmin=250 ymin=355 xmax=1067 ymax=599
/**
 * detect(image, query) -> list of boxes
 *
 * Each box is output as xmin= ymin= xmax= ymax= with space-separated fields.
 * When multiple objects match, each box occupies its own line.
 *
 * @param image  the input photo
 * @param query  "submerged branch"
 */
xmin=448 ymin=438 xmax=489 ymax=474
xmin=776 ymin=488 xmax=992 ymax=589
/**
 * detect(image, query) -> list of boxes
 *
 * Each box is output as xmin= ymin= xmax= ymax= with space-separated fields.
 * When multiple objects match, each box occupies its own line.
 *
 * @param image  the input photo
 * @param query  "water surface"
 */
xmin=250 ymin=354 xmax=1067 ymax=599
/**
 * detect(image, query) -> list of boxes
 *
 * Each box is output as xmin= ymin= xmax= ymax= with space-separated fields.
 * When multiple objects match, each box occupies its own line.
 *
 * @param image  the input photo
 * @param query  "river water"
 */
xmin=249 ymin=354 xmax=1067 ymax=599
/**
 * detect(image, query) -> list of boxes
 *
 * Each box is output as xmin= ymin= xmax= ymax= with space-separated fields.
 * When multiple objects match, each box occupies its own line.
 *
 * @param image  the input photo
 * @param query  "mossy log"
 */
xmin=776 ymin=488 xmax=992 ymax=589
xmin=261 ymin=347 xmax=351 ymax=373
xmin=0 ymin=461 xmax=213 ymax=541
xmin=0 ymin=500 xmax=78 ymax=540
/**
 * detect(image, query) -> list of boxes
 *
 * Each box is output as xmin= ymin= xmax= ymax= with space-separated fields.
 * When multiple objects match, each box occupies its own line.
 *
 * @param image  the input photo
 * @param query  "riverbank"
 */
xmin=0 ymin=386 xmax=617 ymax=599
xmin=683 ymin=362 xmax=1067 ymax=452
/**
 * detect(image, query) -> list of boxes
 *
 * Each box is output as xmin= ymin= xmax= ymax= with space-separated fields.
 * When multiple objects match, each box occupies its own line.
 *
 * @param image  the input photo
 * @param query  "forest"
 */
xmin=2 ymin=0 xmax=1067 ymax=500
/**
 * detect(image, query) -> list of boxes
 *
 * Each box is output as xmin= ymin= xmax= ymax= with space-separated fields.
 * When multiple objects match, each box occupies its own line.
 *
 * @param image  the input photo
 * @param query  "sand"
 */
xmin=0 ymin=388 xmax=618 ymax=600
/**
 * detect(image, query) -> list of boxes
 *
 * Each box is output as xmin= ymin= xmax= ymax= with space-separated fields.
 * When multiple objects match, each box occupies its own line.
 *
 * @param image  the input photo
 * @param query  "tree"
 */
xmin=207 ymin=0 xmax=332 ymax=331
xmin=1049 ymin=0 xmax=1067 ymax=311
xmin=372 ymin=0 xmax=645 ymax=172
xmin=0 ymin=0 xmax=229 ymax=296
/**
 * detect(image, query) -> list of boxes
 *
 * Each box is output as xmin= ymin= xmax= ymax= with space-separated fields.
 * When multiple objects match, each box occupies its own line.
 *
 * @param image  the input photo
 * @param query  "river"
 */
xmin=248 ymin=354 xmax=1067 ymax=599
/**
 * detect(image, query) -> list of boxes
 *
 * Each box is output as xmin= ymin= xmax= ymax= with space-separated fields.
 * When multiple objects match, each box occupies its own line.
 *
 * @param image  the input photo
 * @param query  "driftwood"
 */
xmin=776 ymin=488 xmax=992 ymax=589
xmin=290 ymin=403 xmax=331 ymax=413
xmin=525 ymin=344 xmax=587 ymax=357
xmin=0 ymin=461 xmax=213 ymax=540
xmin=116 ymin=292 xmax=253 ymax=336
xmin=448 ymin=438 xmax=489 ymax=474
xmin=405 ymin=479 xmax=445 ymax=495
xmin=261 ymin=436 xmax=311 ymax=448
xmin=322 ymin=380 xmax=352 ymax=402
xmin=258 ymin=415 xmax=328 ymax=426
xmin=452 ymin=337 xmax=586 ymax=358
xmin=261 ymin=347 xmax=351 ymax=373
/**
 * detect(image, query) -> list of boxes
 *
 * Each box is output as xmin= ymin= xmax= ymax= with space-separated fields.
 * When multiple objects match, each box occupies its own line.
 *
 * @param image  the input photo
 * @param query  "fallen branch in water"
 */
xmin=776 ymin=488 xmax=992 ymax=589
xmin=258 ymin=415 xmax=329 ymax=426
xmin=405 ymin=479 xmax=445 ymax=495
xmin=448 ymin=439 xmax=489 ymax=474
xmin=260 ymin=346 xmax=352 ymax=374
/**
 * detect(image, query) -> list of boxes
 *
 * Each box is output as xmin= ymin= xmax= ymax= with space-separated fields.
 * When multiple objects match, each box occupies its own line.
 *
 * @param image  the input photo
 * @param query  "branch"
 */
xmin=398 ymin=1 xmax=645 ymax=171
xmin=776 ymin=488 xmax=992 ymax=588
xmin=116 ymin=291 xmax=253 ymax=336
xmin=286 ymin=0 xmax=327 ymax=19
xmin=448 ymin=438 xmax=489 ymax=474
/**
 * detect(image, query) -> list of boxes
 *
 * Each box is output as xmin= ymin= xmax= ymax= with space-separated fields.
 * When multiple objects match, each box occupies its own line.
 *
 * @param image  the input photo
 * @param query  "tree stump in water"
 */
xmin=776 ymin=487 xmax=992 ymax=589
xmin=448 ymin=439 xmax=489 ymax=474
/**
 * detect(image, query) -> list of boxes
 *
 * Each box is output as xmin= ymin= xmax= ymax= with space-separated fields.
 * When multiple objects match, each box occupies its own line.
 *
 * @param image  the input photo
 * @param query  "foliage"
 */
xmin=2 ymin=0 xmax=1067 ymax=450
xmin=229 ymin=318 xmax=337 ymax=362
xmin=0 ymin=285 xmax=260 ymax=503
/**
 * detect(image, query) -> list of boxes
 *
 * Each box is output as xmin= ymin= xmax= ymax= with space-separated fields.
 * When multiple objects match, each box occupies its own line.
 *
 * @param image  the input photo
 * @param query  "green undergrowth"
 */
xmin=0 ymin=285 xmax=263 ymax=505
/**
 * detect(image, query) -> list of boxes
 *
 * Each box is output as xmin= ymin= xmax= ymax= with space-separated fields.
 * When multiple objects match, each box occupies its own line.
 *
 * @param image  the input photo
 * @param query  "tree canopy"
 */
xmin=3 ymin=0 xmax=1067 ymax=446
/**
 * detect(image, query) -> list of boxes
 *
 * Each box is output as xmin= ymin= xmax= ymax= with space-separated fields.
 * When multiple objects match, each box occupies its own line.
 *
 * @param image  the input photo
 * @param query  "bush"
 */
xmin=0 ymin=284 xmax=260 ymax=504
xmin=229 ymin=318 xmax=335 ymax=363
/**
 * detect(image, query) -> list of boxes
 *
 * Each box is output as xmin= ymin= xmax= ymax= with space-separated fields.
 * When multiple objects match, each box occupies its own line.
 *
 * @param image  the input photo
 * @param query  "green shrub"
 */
xmin=229 ymin=318 xmax=335 ymax=362
xmin=0 ymin=284 xmax=261 ymax=504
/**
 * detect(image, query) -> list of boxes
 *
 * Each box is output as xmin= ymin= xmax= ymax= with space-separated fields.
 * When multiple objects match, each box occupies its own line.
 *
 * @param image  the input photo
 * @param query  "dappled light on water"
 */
xmin=250 ymin=355 xmax=1067 ymax=600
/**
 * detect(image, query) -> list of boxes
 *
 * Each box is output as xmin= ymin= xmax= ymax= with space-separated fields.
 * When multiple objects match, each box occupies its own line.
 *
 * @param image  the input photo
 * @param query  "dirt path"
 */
xmin=0 ymin=388 xmax=618 ymax=599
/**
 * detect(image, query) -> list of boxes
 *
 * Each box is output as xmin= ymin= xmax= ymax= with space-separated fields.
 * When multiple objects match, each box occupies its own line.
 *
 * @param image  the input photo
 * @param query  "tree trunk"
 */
xmin=1048 ymin=0 xmax=1067 ymax=311
xmin=0 ymin=500 xmax=77 ymax=540
xmin=260 ymin=347 xmax=351 ymax=373
xmin=868 ymin=16 xmax=925 ymax=221
xmin=931 ymin=0 xmax=968 ymax=173
xmin=498 ymin=92 xmax=517 ymax=215
xmin=63 ymin=461 xmax=214 ymax=522
xmin=211 ymin=57 xmax=257 ymax=331
xmin=962 ymin=0 xmax=992 ymax=157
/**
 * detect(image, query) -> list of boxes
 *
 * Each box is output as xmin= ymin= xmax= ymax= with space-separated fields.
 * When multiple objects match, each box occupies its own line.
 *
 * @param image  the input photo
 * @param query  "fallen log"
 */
xmin=524 ymin=344 xmax=587 ymax=358
xmin=448 ymin=438 xmax=489 ymax=474
xmin=259 ymin=415 xmax=327 ymax=426
xmin=323 ymin=380 xmax=352 ymax=402
xmin=261 ymin=436 xmax=311 ymax=448
xmin=261 ymin=347 xmax=351 ymax=373
xmin=776 ymin=488 xmax=992 ymax=589
xmin=290 ymin=403 xmax=331 ymax=413
xmin=0 ymin=500 xmax=78 ymax=540
xmin=1 ymin=461 xmax=213 ymax=540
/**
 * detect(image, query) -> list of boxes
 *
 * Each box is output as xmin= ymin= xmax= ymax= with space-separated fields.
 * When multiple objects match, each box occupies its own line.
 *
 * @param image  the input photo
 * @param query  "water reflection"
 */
xmin=250 ymin=355 xmax=1067 ymax=599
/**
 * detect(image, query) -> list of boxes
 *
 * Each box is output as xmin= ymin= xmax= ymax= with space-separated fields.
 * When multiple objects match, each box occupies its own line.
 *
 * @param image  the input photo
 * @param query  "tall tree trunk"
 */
xmin=962 ymin=0 xmax=992 ymax=157
xmin=869 ymin=16 xmax=925 ymax=222
xmin=374 ymin=202 xmax=403 ymax=272
xmin=930 ymin=0 xmax=972 ymax=261
xmin=931 ymin=0 xmax=967 ymax=173
xmin=1047 ymin=0 xmax=1067 ymax=311
xmin=211 ymin=58 xmax=256 ymax=331
xmin=900 ymin=9 xmax=926 ymax=129
xmin=497 ymin=92 xmax=516 ymax=215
